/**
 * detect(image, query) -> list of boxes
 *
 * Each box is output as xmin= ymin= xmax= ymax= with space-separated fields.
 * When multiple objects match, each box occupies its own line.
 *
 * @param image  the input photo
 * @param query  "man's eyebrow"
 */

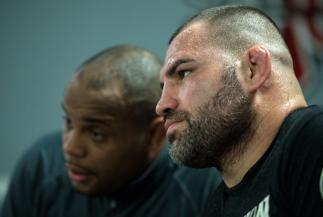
xmin=61 ymin=102 xmax=116 ymax=123
xmin=160 ymin=58 xmax=194 ymax=89
xmin=165 ymin=58 xmax=194 ymax=77
xmin=82 ymin=116 xmax=114 ymax=125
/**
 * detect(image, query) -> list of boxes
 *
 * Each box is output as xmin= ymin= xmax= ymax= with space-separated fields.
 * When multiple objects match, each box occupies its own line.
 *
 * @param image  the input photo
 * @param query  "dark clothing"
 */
xmin=202 ymin=105 xmax=323 ymax=217
xmin=1 ymin=131 xmax=221 ymax=217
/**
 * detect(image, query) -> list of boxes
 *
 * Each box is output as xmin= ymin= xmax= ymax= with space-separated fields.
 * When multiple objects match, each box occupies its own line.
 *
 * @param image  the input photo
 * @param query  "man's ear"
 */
xmin=147 ymin=116 xmax=166 ymax=160
xmin=240 ymin=45 xmax=272 ymax=93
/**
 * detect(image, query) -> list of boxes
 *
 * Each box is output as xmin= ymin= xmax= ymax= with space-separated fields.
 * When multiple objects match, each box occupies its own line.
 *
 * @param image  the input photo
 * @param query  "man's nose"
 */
xmin=63 ymin=130 xmax=87 ymax=159
xmin=156 ymin=84 xmax=178 ymax=116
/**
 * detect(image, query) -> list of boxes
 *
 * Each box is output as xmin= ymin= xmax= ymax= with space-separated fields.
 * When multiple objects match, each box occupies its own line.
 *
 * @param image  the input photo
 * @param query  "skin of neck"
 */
xmin=220 ymin=78 xmax=307 ymax=188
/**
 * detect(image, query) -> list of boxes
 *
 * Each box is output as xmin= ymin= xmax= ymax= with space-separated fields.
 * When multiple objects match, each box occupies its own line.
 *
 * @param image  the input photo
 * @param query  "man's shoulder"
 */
xmin=30 ymin=130 xmax=63 ymax=152
xmin=13 ymin=130 xmax=65 ymax=184
xmin=281 ymin=105 xmax=323 ymax=151
xmin=18 ymin=130 xmax=69 ymax=198
xmin=1 ymin=130 xmax=69 ymax=217
xmin=277 ymin=105 xmax=323 ymax=148
xmin=295 ymin=105 xmax=323 ymax=142
xmin=289 ymin=105 xmax=323 ymax=128
xmin=285 ymin=105 xmax=323 ymax=166
xmin=23 ymin=130 xmax=63 ymax=162
xmin=268 ymin=105 xmax=323 ymax=216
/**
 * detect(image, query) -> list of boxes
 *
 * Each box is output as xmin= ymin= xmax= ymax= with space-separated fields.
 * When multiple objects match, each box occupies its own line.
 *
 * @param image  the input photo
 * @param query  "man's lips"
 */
xmin=164 ymin=119 xmax=183 ymax=135
xmin=65 ymin=163 xmax=94 ymax=183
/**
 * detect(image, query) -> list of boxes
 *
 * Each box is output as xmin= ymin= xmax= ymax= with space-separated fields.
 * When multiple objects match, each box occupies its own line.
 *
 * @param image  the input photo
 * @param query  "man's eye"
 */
xmin=90 ymin=129 xmax=105 ymax=142
xmin=178 ymin=70 xmax=192 ymax=79
xmin=63 ymin=116 xmax=73 ymax=130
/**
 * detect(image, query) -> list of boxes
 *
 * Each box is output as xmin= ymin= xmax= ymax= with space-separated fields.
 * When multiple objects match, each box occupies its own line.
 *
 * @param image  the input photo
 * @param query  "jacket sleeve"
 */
xmin=0 ymin=146 xmax=41 ymax=217
xmin=0 ymin=131 xmax=62 ymax=217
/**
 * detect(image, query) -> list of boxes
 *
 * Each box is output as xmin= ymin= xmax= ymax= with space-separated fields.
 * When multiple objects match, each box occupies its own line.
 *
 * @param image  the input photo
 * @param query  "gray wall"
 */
xmin=0 ymin=0 xmax=196 ymax=175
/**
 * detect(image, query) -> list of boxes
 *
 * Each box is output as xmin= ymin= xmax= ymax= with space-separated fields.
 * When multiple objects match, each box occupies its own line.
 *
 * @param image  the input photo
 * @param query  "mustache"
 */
xmin=64 ymin=155 xmax=92 ymax=172
xmin=163 ymin=110 xmax=191 ymax=123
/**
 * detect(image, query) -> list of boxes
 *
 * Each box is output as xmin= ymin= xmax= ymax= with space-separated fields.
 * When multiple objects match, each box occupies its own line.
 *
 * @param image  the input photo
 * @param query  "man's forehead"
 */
xmin=64 ymin=80 xmax=126 ymax=113
xmin=160 ymin=22 xmax=211 ymax=77
xmin=64 ymin=96 xmax=124 ymax=114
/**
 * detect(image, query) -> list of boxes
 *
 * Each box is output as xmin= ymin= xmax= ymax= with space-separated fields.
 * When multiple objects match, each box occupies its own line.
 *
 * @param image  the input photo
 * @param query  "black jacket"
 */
xmin=1 ymin=131 xmax=221 ymax=217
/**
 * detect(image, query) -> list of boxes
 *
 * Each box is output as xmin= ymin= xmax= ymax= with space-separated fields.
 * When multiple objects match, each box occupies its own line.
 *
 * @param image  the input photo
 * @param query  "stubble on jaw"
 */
xmin=168 ymin=67 xmax=256 ymax=170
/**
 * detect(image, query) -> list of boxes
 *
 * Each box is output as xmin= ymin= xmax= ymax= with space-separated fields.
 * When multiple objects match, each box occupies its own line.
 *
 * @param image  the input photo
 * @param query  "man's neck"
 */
xmin=220 ymin=97 xmax=307 ymax=188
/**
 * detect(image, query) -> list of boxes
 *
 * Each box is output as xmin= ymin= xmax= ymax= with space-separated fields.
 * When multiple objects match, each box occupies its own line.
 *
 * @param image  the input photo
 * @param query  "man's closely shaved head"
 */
xmin=170 ymin=5 xmax=293 ymax=69
xmin=69 ymin=45 xmax=162 ymax=129
xmin=61 ymin=45 xmax=167 ymax=196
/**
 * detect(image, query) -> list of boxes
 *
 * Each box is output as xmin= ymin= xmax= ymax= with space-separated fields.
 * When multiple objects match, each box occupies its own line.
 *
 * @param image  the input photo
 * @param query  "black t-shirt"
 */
xmin=203 ymin=105 xmax=323 ymax=217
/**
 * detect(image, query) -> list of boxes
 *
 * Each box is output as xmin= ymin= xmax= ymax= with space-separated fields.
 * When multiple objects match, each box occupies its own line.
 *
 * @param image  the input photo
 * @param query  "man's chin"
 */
xmin=168 ymin=140 xmax=189 ymax=166
xmin=70 ymin=181 xmax=99 ymax=196
xmin=167 ymin=133 xmax=176 ymax=144
xmin=168 ymin=138 xmax=216 ymax=168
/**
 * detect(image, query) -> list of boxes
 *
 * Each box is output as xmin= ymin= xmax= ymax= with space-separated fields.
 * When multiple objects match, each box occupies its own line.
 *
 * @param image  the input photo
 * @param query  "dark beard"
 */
xmin=168 ymin=67 xmax=256 ymax=170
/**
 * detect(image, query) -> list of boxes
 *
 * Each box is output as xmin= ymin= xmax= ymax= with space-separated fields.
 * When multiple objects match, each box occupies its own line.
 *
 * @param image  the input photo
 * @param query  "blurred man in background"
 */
xmin=1 ymin=44 xmax=220 ymax=217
